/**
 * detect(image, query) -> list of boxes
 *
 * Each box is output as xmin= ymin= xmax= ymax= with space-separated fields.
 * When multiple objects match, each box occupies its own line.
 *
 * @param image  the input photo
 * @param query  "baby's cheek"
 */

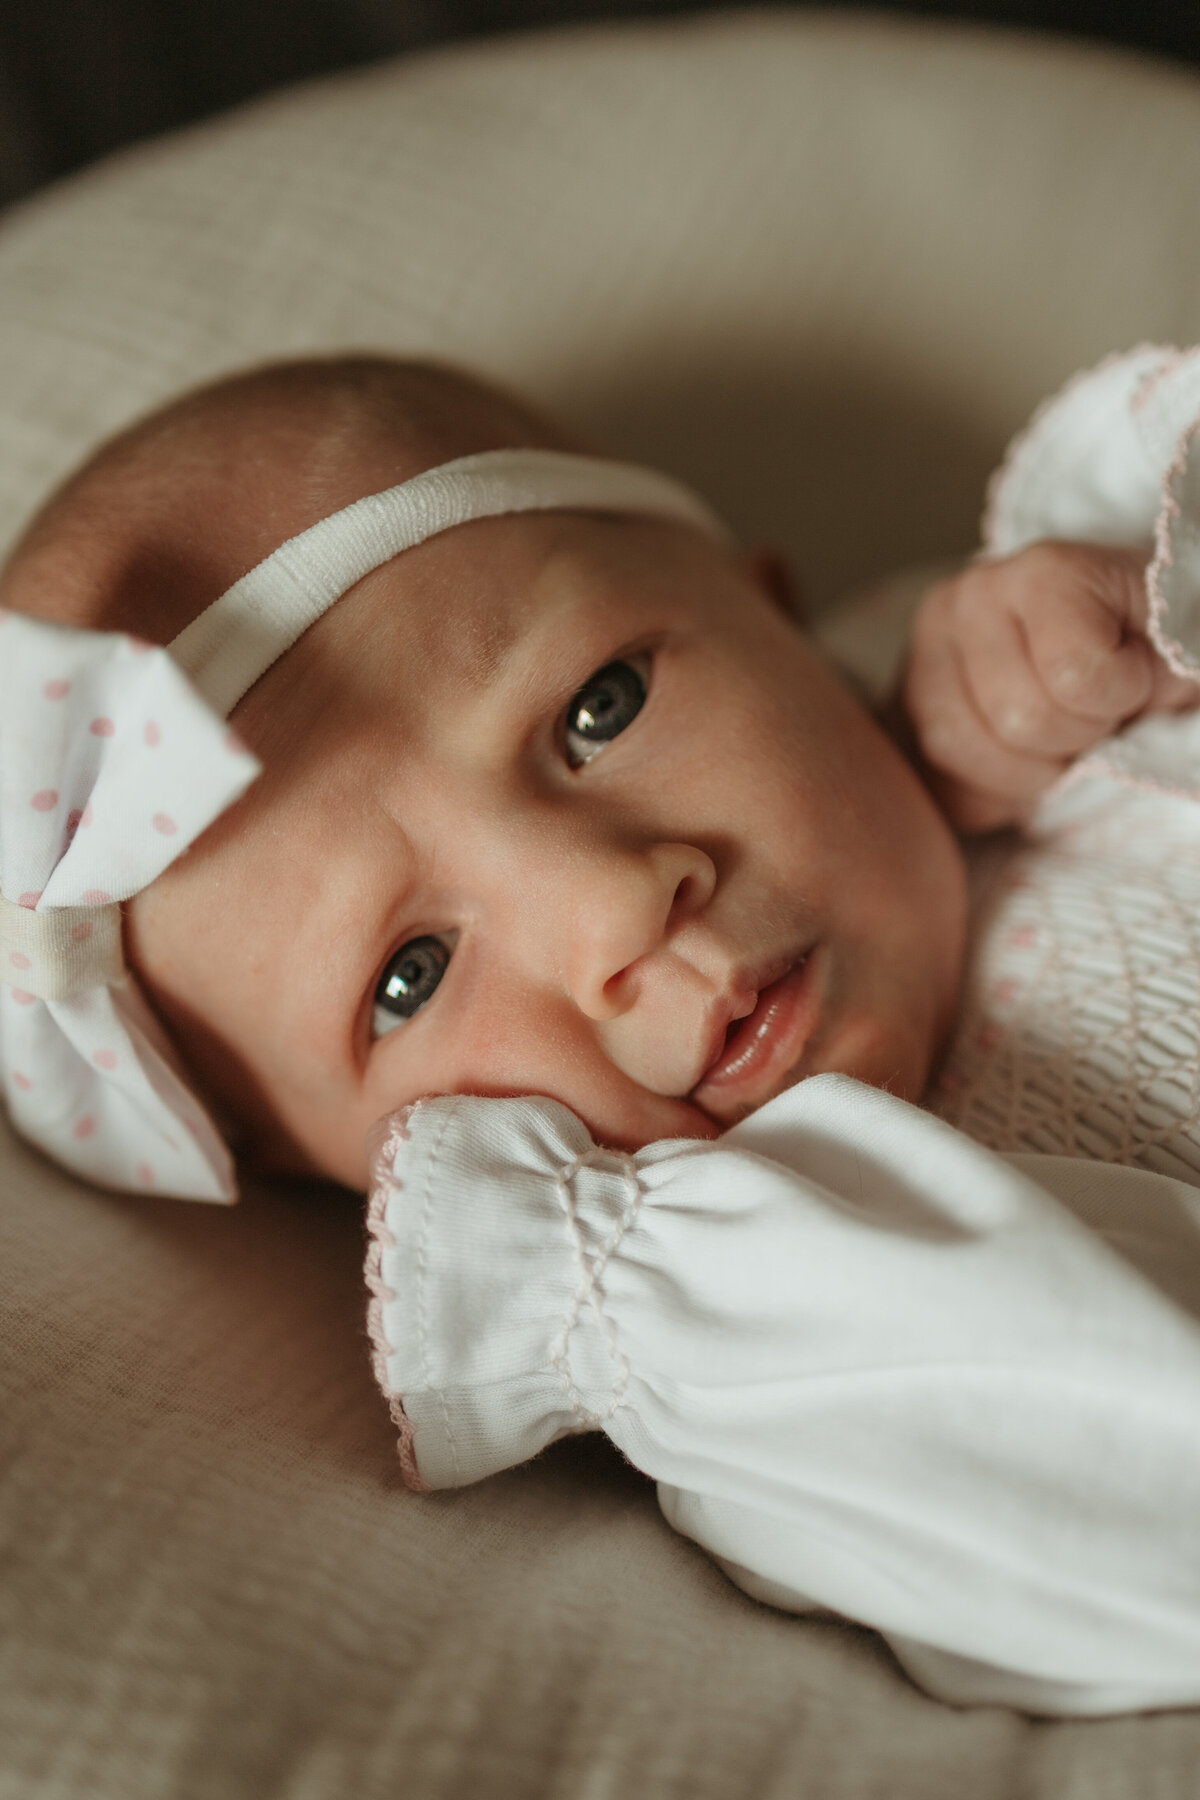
xmin=361 ymin=1012 xmax=718 ymax=1164
xmin=818 ymin=1011 xmax=930 ymax=1104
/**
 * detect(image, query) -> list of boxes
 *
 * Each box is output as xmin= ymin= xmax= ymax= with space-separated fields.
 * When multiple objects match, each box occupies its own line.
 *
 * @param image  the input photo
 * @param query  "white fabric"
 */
xmin=0 ymin=612 xmax=259 ymax=1199
xmin=367 ymin=1080 xmax=1200 ymax=1716
xmin=0 ymin=890 xmax=123 ymax=1000
xmin=169 ymin=448 xmax=730 ymax=717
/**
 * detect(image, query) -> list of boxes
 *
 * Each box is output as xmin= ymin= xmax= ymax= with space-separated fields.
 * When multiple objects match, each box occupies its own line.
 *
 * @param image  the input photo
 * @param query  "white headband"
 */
xmin=170 ymin=448 xmax=730 ymax=717
xmin=0 ymin=448 xmax=729 ymax=1200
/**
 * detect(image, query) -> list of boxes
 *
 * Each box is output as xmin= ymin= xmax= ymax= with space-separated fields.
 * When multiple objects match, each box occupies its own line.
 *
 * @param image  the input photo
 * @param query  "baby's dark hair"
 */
xmin=0 ymin=355 xmax=582 ymax=643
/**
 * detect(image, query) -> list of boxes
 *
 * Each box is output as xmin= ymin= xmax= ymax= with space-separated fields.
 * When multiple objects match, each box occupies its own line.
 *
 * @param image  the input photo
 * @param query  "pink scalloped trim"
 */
xmin=1130 ymin=344 xmax=1200 ymax=414
xmin=364 ymin=1106 xmax=427 ymax=1493
xmin=1146 ymin=413 xmax=1200 ymax=680
xmin=981 ymin=343 xmax=1173 ymax=551
xmin=1052 ymin=751 xmax=1200 ymax=803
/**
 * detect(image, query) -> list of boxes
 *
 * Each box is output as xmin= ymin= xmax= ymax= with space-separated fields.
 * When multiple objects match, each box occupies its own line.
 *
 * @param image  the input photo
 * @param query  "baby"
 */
xmin=1 ymin=354 xmax=975 ymax=1193
xmin=3 ymin=352 xmax=1187 ymax=1193
xmin=7 ymin=348 xmax=1200 ymax=1713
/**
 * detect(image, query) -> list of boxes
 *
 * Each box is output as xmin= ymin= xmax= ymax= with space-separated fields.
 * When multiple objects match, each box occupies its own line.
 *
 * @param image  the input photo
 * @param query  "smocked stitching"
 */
xmin=550 ymin=1149 xmax=642 ymax=1428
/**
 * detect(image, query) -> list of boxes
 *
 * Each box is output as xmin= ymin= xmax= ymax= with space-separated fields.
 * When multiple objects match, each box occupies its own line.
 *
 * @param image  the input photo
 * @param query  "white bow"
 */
xmin=0 ymin=610 xmax=261 ymax=1200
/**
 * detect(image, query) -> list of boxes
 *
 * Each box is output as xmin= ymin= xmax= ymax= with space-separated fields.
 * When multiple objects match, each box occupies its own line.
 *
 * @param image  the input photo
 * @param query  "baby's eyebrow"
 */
xmin=441 ymin=538 xmax=608 ymax=696
xmin=403 ymin=579 xmax=525 ymax=697
xmin=455 ymin=610 xmax=524 ymax=690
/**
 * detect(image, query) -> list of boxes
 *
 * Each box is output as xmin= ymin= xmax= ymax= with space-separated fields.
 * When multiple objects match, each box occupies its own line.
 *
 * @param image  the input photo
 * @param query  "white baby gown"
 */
xmin=366 ymin=347 xmax=1200 ymax=1716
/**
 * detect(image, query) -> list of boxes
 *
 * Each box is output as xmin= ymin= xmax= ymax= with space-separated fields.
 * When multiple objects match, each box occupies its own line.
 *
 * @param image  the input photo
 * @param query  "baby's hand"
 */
xmin=903 ymin=541 xmax=1200 ymax=832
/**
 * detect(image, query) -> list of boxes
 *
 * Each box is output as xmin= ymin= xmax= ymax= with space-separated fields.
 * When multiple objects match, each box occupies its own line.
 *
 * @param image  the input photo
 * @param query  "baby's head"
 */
xmin=2 ymin=356 xmax=966 ymax=1190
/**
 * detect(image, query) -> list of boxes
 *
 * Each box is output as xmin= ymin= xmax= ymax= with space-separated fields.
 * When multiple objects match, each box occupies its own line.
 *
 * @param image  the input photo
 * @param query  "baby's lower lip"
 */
xmin=691 ymin=952 xmax=821 ymax=1117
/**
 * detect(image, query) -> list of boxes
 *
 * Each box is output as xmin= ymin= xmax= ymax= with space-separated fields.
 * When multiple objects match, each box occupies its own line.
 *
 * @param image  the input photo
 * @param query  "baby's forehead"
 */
xmin=247 ymin=508 xmax=718 ymax=726
xmin=206 ymin=510 xmax=734 ymax=884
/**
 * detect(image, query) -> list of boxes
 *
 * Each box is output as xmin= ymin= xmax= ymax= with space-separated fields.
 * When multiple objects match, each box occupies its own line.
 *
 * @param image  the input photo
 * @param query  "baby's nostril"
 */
xmin=670 ymin=871 xmax=705 ymax=922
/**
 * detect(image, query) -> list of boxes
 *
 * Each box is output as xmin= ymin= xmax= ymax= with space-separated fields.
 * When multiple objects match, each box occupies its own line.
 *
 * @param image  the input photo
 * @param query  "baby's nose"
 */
xmin=562 ymin=842 xmax=716 ymax=1021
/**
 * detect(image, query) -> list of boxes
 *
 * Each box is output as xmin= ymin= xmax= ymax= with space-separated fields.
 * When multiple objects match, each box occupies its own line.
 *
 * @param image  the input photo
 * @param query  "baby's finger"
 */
xmin=905 ymin=627 xmax=1067 ymax=831
xmin=953 ymin=582 xmax=1115 ymax=760
xmin=1009 ymin=543 xmax=1156 ymax=725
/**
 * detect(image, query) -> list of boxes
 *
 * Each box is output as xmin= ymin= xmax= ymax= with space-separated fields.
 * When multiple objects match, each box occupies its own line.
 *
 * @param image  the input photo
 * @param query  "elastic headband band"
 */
xmin=169 ymin=448 xmax=731 ymax=717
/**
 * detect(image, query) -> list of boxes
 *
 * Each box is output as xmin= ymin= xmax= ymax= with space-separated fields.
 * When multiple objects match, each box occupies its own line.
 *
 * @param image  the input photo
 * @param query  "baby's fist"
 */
xmin=903 ymin=541 xmax=1200 ymax=832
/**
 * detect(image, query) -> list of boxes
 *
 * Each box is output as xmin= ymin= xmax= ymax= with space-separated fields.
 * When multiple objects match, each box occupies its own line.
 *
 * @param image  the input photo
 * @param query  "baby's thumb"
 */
xmin=1078 ymin=547 xmax=1199 ymax=720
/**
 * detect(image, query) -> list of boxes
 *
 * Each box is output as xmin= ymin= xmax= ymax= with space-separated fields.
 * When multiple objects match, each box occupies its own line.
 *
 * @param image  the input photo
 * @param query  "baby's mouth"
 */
xmin=689 ymin=949 xmax=822 ymax=1123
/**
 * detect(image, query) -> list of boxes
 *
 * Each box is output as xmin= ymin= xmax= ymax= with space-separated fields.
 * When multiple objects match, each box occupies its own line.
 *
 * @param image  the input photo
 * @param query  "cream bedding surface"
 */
xmin=5 ymin=12 xmax=1200 ymax=1796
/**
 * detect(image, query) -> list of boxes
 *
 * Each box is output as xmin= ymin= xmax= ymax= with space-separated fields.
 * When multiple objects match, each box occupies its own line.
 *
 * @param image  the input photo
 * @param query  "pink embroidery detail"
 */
xmin=81 ymin=889 xmax=111 ymax=905
xmin=89 ymin=717 xmax=115 ymax=737
xmin=31 ymin=789 xmax=57 ymax=812
xmin=11 ymin=1072 xmax=31 ymax=1091
xmin=136 ymin=1162 xmax=155 ymax=1187
xmin=8 ymin=951 xmax=30 ymax=970
xmin=990 ymin=978 xmax=1017 ymax=1005
xmin=18 ymin=892 xmax=41 ymax=909
xmin=71 ymin=920 xmax=93 ymax=943
xmin=152 ymin=813 xmax=177 ymax=836
xmin=10 ymin=990 xmax=35 ymax=1006
xmin=364 ymin=1108 xmax=426 ymax=1493
xmin=930 ymin=839 xmax=1200 ymax=1179
xmin=1008 ymin=925 xmax=1037 ymax=949
xmin=73 ymin=1115 xmax=96 ymax=1139
xmin=144 ymin=720 xmax=161 ymax=747
xmin=92 ymin=1049 xmax=118 ymax=1071
xmin=80 ymin=803 xmax=93 ymax=828
xmin=42 ymin=679 xmax=70 ymax=701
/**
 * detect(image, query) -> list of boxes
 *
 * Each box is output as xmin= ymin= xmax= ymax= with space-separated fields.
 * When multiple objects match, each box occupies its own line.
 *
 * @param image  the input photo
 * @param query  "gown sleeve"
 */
xmin=366 ymin=1073 xmax=1200 ymax=1716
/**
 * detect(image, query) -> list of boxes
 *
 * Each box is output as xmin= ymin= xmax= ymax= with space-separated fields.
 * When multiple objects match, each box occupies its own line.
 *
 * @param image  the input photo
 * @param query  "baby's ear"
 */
xmin=745 ymin=547 xmax=805 ymax=624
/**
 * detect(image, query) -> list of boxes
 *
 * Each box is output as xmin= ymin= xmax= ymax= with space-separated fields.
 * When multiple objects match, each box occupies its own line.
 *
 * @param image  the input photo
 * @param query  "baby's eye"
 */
xmin=564 ymin=654 xmax=651 ymax=767
xmin=372 ymin=935 xmax=452 ymax=1039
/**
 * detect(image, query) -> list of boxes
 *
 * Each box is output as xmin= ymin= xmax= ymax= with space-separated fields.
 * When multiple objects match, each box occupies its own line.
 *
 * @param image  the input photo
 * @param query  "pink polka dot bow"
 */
xmin=0 ymin=611 xmax=261 ymax=1201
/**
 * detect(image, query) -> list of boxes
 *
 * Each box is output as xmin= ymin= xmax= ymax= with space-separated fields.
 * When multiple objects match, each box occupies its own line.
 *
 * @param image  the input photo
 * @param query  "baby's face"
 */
xmin=127 ymin=511 xmax=967 ymax=1188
